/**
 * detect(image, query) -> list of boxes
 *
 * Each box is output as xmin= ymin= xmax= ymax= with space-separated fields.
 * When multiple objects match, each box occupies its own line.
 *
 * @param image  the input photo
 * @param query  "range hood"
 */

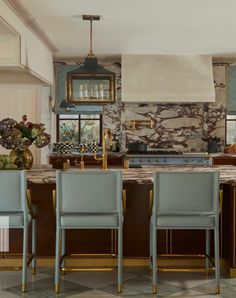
xmin=122 ymin=55 xmax=215 ymax=103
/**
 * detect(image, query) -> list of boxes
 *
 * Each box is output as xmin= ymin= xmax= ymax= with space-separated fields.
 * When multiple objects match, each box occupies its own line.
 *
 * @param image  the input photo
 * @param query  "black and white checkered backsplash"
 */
xmin=53 ymin=142 xmax=98 ymax=154
xmin=79 ymin=142 xmax=98 ymax=153
xmin=53 ymin=142 xmax=76 ymax=154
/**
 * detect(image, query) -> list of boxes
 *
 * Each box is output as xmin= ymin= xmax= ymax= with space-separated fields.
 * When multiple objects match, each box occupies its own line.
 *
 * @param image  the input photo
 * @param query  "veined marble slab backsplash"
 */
xmin=57 ymin=59 xmax=227 ymax=152
xmin=103 ymin=62 xmax=226 ymax=152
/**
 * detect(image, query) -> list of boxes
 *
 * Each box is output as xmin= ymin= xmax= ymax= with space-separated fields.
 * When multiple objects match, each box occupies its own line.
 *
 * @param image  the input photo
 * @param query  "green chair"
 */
xmin=0 ymin=170 xmax=37 ymax=292
xmin=54 ymin=170 xmax=124 ymax=293
xmin=150 ymin=171 xmax=220 ymax=294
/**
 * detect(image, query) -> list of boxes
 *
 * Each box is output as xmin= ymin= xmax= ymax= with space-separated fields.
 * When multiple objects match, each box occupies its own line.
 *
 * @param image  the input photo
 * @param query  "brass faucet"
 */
xmin=94 ymin=128 xmax=112 ymax=169
xmin=129 ymin=119 xmax=154 ymax=131
xmin=75 ymin=147 xmax=85 ymax=169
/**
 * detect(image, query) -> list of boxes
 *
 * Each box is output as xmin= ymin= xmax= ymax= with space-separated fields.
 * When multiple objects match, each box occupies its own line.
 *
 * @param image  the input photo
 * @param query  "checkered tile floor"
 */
xmin=1 ymin=267 xmax=236 ymax=297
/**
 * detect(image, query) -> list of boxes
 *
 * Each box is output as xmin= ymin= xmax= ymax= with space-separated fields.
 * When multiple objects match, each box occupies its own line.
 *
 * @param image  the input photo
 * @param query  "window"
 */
xmin=57 ymin=114 xmax=102 ymax=145
xmin=226 ymin=66 xmax=236 ymax=145
xmin=226 ymin=115 xmax=236 ymax=145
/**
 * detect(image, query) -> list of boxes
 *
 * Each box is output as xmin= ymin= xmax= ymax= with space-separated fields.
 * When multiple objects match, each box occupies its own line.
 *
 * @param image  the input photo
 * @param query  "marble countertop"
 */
xmin=49 ymin=152 xmax=236 ymax=159
xmin=27 ymin=164 xmax=236 ymax=185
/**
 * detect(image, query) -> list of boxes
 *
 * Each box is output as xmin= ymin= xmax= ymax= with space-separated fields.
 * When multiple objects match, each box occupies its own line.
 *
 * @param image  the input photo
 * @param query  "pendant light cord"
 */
xmin=88 ymin=17 xmax=95 ymax=58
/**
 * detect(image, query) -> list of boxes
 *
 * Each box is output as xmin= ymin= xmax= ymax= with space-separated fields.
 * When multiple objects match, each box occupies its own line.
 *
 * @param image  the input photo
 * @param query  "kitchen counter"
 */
xmin=28 ymin=164 xmax=236 ymax=185
xmin=6 ymin=164 xmax=234 ymax=276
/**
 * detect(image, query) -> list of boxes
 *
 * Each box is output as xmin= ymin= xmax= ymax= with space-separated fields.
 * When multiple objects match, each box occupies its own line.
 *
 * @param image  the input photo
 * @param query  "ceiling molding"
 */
xmin=4 ymin=0 xmax=59 ymax=53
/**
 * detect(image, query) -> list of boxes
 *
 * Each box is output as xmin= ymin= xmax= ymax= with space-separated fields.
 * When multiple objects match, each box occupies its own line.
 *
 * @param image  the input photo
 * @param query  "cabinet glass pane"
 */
xmin=80 ymin=120 xmax=100 ymax=143
xmin=59 ymin=114 xmax=79 ymax=120
xmin=59 ymin=120 xmax=79 ymax=142
xmin=80 ymin=114 xmax=100 ymax=119
xmin=72 ymin=78 xmax=110 ymax=101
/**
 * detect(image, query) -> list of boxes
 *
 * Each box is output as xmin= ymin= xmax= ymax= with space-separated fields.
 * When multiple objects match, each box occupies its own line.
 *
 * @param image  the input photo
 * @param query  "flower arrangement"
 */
xmin=0 ymin=115 xmax=51 ymax=151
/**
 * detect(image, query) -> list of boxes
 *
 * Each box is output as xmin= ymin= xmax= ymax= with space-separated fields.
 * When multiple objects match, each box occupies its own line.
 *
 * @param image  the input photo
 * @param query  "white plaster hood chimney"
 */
xmin=121 ymin=55 xmax=215 ymax=103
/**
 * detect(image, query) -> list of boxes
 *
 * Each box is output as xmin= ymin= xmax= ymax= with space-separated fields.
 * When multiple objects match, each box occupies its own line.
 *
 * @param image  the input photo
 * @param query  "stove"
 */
xmin=126 ymin=149 xmax=182 ymax=155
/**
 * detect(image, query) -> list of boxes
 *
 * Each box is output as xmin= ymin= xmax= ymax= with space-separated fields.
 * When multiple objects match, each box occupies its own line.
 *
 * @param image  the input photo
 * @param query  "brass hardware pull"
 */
xmin=149 ymin=190 xmax=153 ymax=217
xmin=52 ymin=189 xmax=56 ymax=212
xmin=219 ymin=189 xmax=223 ymax=213
xmin=26 ymin=189 xmax=37 ymax=219
xmin=122 ymin=189 xmax=127 ymax=213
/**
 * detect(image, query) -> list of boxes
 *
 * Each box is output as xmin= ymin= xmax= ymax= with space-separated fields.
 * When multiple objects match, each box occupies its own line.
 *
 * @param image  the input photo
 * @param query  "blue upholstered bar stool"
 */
xmin=54 ymin=170 xmax=124 ymax=294
xmin=150 ymin=171 xmax=220 ymax=294
xmin=0 ymin=170 xmax=37 ymax=292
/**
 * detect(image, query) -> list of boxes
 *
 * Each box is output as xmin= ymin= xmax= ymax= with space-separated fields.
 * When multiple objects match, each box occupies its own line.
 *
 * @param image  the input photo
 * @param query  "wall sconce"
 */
xmin=67 ymin=15 xmax=116 ymax=105
xmin=128 ymin=120 xmax=154 ymax=131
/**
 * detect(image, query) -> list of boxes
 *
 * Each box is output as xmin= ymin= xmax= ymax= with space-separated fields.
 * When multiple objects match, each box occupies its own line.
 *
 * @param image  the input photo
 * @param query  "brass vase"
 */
xmin=9 ymin=148 xmax=33 ymax=170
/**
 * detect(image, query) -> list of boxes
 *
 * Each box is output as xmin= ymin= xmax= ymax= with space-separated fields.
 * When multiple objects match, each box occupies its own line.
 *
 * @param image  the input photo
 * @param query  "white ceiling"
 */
xmin=10 ymin=0 xmax=236 ymax=59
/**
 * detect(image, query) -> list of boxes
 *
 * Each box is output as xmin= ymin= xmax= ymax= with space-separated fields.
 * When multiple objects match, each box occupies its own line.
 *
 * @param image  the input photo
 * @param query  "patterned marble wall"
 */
xmin=56 ymin=58 xmax=227 ymax=152
xmin=103 ymin=60 xmax=226 ymax=152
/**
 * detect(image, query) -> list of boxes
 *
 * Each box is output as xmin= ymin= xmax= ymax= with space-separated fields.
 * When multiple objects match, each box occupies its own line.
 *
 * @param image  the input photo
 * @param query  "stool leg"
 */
xmin=149 ymin=220 xmax=153 ymax=273
xmin=61 ymin=229 xmax=66 ymax=274
xmin=22 ymin=225 xmax=28 ymax=292
xmin=32 ymin=219 xmax=37 ymax=274
xmin=117 ymin=226 xmax=123 ymax=293
xmin=55 ymin=227 xmax=61 ymax=294
xmin=214 ymin=228 xmax=220 ymax=294
xmin=205 ymin=229 xmax=210 ymax=274
xmin=152 ymin=225 xmax=157 ymax=294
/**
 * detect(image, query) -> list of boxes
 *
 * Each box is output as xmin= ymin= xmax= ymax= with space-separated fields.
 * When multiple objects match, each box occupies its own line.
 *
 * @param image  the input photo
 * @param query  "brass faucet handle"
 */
xmin=129 ymin=120 xmax=136 ymax=131
xmin=80 ymin=161 xmax=85 ymax=170
xmin=80 ymin=145 xmax=85 ymax=154
xmin=80 ymin=154 xmax=85 ymax=170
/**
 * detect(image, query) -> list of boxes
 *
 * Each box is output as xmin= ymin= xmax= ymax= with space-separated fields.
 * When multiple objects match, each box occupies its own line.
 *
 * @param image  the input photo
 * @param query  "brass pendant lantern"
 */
xmin=67 ymin=15 xmax=116 ymax=105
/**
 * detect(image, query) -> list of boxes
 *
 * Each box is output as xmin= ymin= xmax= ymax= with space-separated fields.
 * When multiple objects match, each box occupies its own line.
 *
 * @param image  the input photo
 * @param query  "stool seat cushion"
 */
xmin=60 ymin=212 xmax=119 ymax=228
xmin=156 ymin=215 xmax=215 ymax=228
xmin=0 ymin=212 xmax=31 ymax=227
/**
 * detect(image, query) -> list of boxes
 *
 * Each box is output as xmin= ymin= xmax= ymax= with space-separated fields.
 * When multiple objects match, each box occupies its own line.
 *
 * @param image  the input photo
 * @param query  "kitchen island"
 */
xmin=9 ymin=165 xmax=236 ymax=276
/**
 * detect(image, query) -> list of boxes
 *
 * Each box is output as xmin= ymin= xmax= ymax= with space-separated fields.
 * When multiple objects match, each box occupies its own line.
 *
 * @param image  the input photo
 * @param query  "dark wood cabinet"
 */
xmin=212 ymin=156 xmax=236 ymax=166
xmin=48 ymin=153 xmax=124 ymax=168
